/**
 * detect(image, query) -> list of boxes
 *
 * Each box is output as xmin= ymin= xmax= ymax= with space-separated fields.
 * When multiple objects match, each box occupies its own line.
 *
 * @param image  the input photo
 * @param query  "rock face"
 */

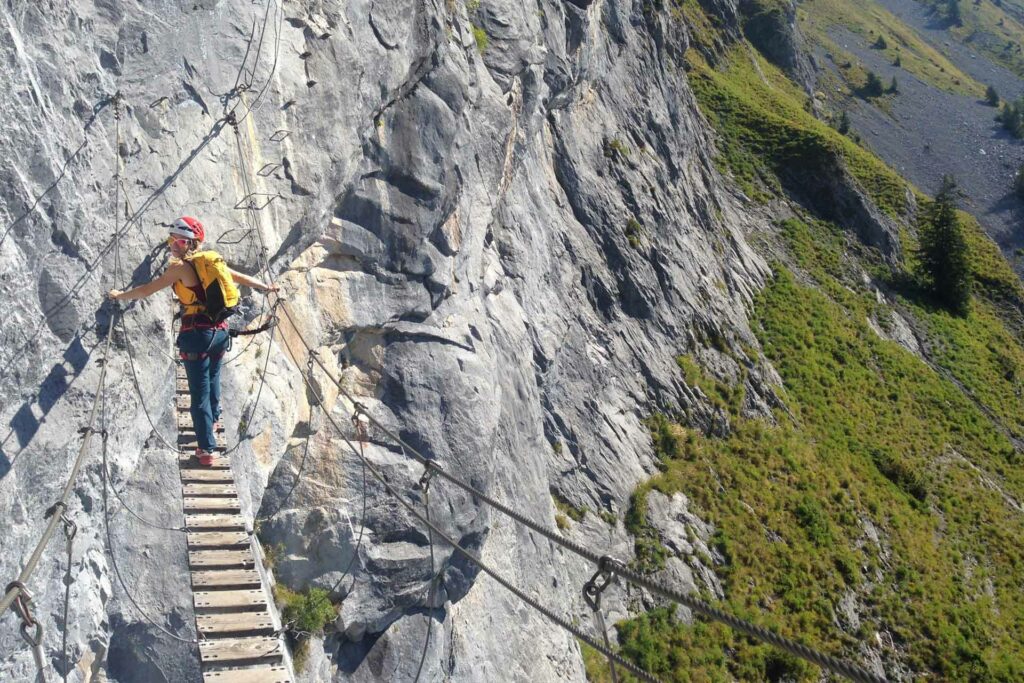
xmin=0 ymin=1 xmax=774 ymax=681
xmin=738 ymin=0 xmax=816 ymax=91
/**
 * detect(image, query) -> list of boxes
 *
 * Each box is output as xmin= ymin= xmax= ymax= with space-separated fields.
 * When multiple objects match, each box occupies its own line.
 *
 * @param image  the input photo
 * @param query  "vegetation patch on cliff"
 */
xmin=606 ymin=217 xmax=1024 ymax=681
xmin=687 ymin=47 xmax=908 ymax=217
xmin=919 ymin=0 xmax=1024 ymax=80
xmin=275 ymin=585 xmax=336 ymax=670
xmin=799 ymin=0 xmax=982 ymax=97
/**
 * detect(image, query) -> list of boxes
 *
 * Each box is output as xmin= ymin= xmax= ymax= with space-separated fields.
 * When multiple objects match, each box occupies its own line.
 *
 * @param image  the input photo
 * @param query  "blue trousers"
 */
xmin=177 ymin=328 xmax=229 ymax=451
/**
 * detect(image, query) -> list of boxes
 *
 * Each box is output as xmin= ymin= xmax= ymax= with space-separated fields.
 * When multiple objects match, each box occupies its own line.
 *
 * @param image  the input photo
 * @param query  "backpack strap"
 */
xmin=184 ymin=258 xmax=207 ymax=303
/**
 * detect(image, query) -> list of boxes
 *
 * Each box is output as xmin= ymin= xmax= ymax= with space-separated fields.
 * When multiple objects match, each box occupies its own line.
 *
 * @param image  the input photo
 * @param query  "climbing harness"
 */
xmin=583 ymin=557 xmax=620 ymax=683
xmin=230 ymin=315 xmax=278 ymax=338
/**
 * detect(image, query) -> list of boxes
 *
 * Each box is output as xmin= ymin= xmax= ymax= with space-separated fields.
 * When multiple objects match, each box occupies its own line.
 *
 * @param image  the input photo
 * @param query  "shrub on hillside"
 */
xmin=998 ymin=97 xmax=1024 ymax=137
xmin=986 ymin=84 xmax=1000 ymax=106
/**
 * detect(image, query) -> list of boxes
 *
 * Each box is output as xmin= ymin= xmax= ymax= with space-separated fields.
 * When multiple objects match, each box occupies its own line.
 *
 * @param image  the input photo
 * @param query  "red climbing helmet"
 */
xmin=169 ymin=216 xmax=205 ymax=242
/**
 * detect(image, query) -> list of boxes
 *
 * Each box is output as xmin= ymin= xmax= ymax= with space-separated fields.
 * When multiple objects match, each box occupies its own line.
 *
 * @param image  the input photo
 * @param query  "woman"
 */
xmin=109 ymin=216 xmax=278 ymax=465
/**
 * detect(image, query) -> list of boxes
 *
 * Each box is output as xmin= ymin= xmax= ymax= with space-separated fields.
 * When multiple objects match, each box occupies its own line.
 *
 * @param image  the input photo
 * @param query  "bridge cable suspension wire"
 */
xmin=325 ymin=407 xmax=368 ymax=596
xmin=109 ymin=100 xmax=188 ymax=530
xmin=59 ymin=513 xmax=77 ymax=683
xmin=221 ymin=101 xmax=281 ymax=456
xmin=98 ymin=97 xmax=194 ymax=643
xmin=583 ymin=563 xmax=619 ymax=683
xmin=274 ymin=324 xmax=661 ymax=683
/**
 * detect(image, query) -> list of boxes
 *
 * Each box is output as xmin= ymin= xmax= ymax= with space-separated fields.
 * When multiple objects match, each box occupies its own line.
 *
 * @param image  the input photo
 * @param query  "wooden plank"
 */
xmin=196 ymin=610 xmax=276 ymax=636
xmin=202 ymin=665 xmax=290 ymax=683
xmin=177 ymin=378 xmax=190 ymax=394
xmin=187 ymin=531 xmax=249 ymax=548
xmin=199 ymin=636 xmax=282 ymax=665
xmin=185 ymin=514 xmax=246 ymax=530
xmin=180 ymin=454 xmax=231 ymax=470
xmin=191 ymin=569 xmax=262 ymax=588
xmin=176 ymin=395 xmax=191 ymax=410
xmin=184 ymin=497 xmax=241 ymax=512
xmin=189 ymin=549 xmax=254 ymax=568
xmin=193 ymin=589 xmax=267 ymax=610
xmin=181 ymin=469 xmax=234 ymax=483
xmin=183 ymin=483 xmax=238 ymax=497
xmin=178 ymin=435 xmax=228 ymax=451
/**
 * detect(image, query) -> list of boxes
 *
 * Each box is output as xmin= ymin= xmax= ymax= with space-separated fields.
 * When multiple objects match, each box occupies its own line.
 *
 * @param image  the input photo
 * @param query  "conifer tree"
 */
xmin=837 ymin=110 xmax=851 ymax=135
xmin=863 ymin=71 xmax=885 ymax=97
xmin=917 ymin=175 xmax=971 ymax=314
xmin=888 ymin=76 xmax=899 ymax=94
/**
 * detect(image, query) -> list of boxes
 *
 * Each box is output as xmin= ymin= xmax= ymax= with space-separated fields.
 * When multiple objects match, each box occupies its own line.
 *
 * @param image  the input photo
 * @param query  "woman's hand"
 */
xmin=265 ymin=283 xmax=280 ymax=293
xmin=108 ymin=289 xmax=124 ymax=300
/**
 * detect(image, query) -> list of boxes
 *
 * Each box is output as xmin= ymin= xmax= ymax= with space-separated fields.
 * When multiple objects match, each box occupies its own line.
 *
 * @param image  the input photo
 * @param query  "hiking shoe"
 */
xmin=196 ymin=449 xmax=215 ymax=466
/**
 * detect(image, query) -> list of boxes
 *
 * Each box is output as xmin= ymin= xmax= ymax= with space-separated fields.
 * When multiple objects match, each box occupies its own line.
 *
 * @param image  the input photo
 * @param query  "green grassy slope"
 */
xmin=799 ymin=0 xmax=985 ymax=98
xmin=920 ymin=0 xmax=1024 ymax=80
xmin=594 ymin=4 xmax=1024 ymax=681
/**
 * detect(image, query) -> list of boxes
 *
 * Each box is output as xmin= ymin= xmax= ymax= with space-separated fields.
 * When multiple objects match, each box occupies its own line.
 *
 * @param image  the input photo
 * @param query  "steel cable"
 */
xmin=59 ymin=515 xmax=77 ymax=683
xmin=325 ymin=417 xmax=368 ymax=597
xmin=412 ymin=483 xmax=437 ymax=683
xmin=0 ymin=309 xmax=115 ymax=615
xmin=255 ymin=357 xmax=317 ymax=524
xmin=275 ymin=302 xmax=885 ymax=683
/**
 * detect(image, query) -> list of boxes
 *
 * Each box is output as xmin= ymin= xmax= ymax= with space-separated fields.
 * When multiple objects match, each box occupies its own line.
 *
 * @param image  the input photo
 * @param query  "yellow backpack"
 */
xmin=176 ymin=251 xmax=240 ymax=323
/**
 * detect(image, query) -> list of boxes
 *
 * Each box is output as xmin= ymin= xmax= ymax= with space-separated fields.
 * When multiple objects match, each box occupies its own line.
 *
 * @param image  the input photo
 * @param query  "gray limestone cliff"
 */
xmin=1 ymin=1 xmax=779 ymax=681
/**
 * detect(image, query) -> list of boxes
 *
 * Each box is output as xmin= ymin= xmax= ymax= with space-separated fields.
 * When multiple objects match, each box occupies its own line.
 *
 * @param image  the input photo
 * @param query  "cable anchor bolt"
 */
xmin=20 ymin=619 xmax=43 ymax=649
xmin=415 ymin=461 xmax=437 ymax=492
xmin=61 ymin=512 xmax=78 ymax=542
xmin=583 ymin=556 xmax=620 ymax=612
xmin=44 ymin=501 xmax=68 ymax=519
xmin=5 ymin=581 xmax=37 ymax=629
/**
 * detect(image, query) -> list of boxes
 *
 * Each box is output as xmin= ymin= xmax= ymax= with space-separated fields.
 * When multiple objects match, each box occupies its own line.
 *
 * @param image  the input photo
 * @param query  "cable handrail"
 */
xmin=0 ymin=308 xmax=116 ymax=615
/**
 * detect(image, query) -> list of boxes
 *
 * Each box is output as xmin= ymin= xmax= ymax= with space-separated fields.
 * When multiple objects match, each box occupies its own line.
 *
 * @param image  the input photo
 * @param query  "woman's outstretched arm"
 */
xmin=108 ymin=264 xmax=182 ymax=301
xmin=228 ymin=268 xmax=279 ymax=292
